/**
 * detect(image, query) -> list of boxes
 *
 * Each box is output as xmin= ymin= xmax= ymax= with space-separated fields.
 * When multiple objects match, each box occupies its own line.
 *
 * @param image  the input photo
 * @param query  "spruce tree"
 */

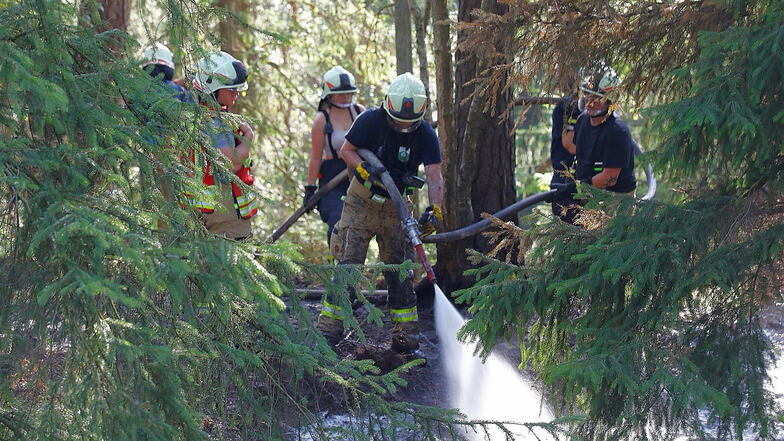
xmin=455 ymin=1 xmax=784 ymax=439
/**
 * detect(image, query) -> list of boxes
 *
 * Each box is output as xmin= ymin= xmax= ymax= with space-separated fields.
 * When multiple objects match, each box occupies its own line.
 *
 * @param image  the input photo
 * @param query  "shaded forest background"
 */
xmin=1 ymin=0 xmax=783 ymax=440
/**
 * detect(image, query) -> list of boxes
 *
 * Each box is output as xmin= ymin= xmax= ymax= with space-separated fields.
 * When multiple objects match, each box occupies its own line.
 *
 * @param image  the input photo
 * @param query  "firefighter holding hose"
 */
xmin=317 ymin=72 xmax=444 ymax=354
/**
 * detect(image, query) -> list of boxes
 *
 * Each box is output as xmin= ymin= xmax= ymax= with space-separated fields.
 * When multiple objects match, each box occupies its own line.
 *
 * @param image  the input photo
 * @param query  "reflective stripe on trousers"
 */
xmin=390 ymin=306 xmax=418 ymax=323
xmin=235 ymin=192 xmax=258 ymax=218
xmin=320 ymin=300 xmax=344 ymax=320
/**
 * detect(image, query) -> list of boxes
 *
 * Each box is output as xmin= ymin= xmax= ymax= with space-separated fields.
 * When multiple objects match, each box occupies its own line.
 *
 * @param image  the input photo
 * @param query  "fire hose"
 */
xmin=422 ymin=190 xmax=557 ymax=243
xmin=269 ymin=145 xmax=655 ymax=248
xmin=356 ymin=149 xmax=438 ymax=284
xmin=424 ymin=142 xmax=655 ymax=243
xmin=267 ymin=168 xmax=349 ymax=243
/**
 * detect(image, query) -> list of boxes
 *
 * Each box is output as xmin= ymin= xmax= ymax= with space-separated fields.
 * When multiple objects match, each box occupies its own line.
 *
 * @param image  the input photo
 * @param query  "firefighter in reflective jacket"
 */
xmin=188 ymin=51 xmax=258 ymax=240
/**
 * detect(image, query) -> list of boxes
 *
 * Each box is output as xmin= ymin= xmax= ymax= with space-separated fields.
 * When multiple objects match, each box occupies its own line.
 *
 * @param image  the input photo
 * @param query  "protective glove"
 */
xmin=551 ymin=180 xmax=577 ymax=197
xmin=417 ymin=204 xmax=443 ymax=238
xmin=356 ymin=161 xmax=386 ymax=182
xmin=549 ymin=178 xmax=594 ymax=201
xmin=303 ymin=185 xmax=317 ymax=212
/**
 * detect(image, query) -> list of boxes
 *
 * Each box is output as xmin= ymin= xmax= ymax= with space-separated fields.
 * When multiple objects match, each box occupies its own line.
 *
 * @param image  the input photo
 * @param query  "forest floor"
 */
xmin=290 ymin=287 xmax=784 ymax=441
xmin=300 ymin=286 xmax=452 ymax=408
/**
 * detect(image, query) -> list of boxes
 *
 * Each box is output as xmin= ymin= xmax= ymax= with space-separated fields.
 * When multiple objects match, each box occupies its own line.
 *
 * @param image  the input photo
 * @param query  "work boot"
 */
xmin=317 ymin=315 xmax=344 ymax=347
xmin=391 ymin=321 xmax=420 ymax=354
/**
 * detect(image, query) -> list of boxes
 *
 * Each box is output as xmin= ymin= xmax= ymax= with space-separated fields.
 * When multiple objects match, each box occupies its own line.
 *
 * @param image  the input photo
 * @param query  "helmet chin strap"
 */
xmin=386 ymin=115 xmax=421 ymax=133
xmin=328 ymin=98 xmax=353 ymax=109
xmin=586 ymin=95 xmax=612 ymax=118
xmin=588 ymin=107 xmax=609 ymax=118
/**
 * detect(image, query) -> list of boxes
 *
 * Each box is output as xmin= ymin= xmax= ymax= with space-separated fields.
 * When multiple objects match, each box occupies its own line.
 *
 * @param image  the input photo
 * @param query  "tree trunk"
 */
xmin=218 ymin=0 xmax=251 ymax=113
xmin=430 ymin=0 xmax=454 ymax=186
xmin=409 ymin=0 xmax=432 ymax=122
xmin=98 ymin=0 xmax=129 ymax=32
xmin=435 ymin=0 xmax=514 ymax=293
xmin=80 ymin=0 xmax=128 ymax=51
xmin=394 ymin=0 xmax=413 ymax=74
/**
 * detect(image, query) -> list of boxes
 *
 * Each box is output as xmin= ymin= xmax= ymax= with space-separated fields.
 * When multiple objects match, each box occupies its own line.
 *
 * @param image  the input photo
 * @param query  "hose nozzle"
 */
xmin=402 ymin=217 xmax=436 ymax=284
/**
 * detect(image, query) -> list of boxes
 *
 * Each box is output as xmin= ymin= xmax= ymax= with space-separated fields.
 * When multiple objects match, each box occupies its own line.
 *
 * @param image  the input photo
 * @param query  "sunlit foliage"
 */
xmin=457 ymin=1 xmax=784 ymax=439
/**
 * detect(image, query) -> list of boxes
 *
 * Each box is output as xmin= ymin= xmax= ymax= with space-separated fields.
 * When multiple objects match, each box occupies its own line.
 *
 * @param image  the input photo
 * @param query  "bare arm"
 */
xmin=590 ymin=167 xmax=621 ymax=189
xmin=338 ymin=139 xmax=362 ymax=170
xmin=307 ymin=113 xmax=326 ymax=185
xmin=562 ymin=130 xmax=576 ymax=155
xmin=424 ymin=163 xmax=444 ymax=207
xmin=219 ymin=122 xmax=253 ymax=172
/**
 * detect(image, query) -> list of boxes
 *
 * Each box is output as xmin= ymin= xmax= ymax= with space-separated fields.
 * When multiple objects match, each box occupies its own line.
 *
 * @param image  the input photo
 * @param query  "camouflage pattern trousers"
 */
xmin=321 ymin=177 xmax=418 ymax=325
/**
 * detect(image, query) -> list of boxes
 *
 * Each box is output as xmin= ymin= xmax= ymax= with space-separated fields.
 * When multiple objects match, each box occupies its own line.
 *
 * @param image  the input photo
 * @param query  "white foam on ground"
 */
xmin=434 ymin=285 xmax=553 ymax=440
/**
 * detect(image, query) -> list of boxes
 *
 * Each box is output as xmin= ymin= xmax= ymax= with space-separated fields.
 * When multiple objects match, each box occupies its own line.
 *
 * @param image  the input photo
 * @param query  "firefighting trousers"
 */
xmin=321 ymin=178 xmax=417 ymax=324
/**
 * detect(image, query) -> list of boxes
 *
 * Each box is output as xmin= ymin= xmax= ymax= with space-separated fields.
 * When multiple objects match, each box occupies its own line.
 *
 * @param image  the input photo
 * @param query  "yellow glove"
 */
xmin=355 ymin=161 xmax=386 ymax=182
xmin=418 ymin=204 xmax=443 ymax=237
xmin=432 ymin=204 xmax=443 ymax=224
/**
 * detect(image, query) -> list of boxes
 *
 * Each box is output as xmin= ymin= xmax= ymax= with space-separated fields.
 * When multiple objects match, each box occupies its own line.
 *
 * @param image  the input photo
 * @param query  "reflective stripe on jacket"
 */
xmin=184 ymin=152 xmax=258 ymax=219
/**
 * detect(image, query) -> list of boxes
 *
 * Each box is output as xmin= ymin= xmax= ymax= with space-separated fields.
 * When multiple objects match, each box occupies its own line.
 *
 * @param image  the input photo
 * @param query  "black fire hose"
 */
xmin=268 ymin=142 xmax=655 ymax=245
xmin=267 ymin=169 xmax=349 ymax=243
xmin=356 ymin=149 xmax=437 ymax=284
xmin=422 ymin=189 xmax=557 ymax=243
xmin=423 ymin=142 xmax=656 ymax=243
xmin=356 ymin=150 xmax=410 ymax=227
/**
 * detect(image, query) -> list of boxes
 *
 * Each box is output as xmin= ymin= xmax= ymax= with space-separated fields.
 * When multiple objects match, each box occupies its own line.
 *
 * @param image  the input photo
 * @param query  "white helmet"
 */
xmin=320 ymin=66 xmax=358 ymax=99
xmin=140 ymin=42 xmax=175 ymax=69
xmin=580 ymin=69 xmax=621 ymax=98
xmin=383 ymin=72 xmax=428 ymax=123
xmin=192 ymin=51 xmax=249 ymax=94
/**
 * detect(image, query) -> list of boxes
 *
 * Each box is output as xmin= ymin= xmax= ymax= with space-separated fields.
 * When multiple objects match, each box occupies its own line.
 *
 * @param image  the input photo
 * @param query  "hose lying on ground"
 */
xmin=267 ymin=168 xmax=349 ymax=243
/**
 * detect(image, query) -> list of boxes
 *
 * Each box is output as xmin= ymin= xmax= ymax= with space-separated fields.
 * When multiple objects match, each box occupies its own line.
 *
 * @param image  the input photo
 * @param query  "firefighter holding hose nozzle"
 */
xmin=318 ymin=72 xmax=443 ymax=354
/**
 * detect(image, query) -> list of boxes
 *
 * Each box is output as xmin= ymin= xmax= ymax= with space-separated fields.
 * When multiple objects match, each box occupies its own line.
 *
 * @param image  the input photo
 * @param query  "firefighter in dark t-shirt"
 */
xmin=316 ymin=73 xmax=444 ymax=355
xmin=573 ymin=70 xmax=636 ymax=193
xmin=551 ymin=70 xmax=636 ymax=224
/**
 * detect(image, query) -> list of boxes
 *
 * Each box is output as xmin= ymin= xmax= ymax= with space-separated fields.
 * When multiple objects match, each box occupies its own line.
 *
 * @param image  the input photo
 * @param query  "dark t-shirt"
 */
xmin=551 ymin=97 xmax=575 ymax=173
xmin=345 ymin=107 xmax=441 ymax=191
xmin=574 ymin=114 xmax=636 ymax=193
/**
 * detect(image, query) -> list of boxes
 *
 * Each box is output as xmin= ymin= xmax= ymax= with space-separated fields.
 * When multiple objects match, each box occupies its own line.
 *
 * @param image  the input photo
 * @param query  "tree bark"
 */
xmin=218 ymin=0 xmax=251 ymax=113
xmin=430 ymin=0 xmax=454 ymax=176
xmin=80 ymin=0 xmax=128 ymax=51
xmin=394 ymin=0 xmax=413 ymax=74
xmin=435 ymin=0 xmax=515 ymax=293
xmin=409 ymin=0 xmax=432 ymax=121
xmin=98 ymin=0 xmax=129 ymax=32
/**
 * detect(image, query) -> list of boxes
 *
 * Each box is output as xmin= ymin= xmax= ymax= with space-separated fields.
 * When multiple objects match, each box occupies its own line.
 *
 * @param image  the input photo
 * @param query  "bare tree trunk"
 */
xmin=430 ymin=0 xmax=454 ymax=163
xmin=409 ymin=0 xmax=433 ymax=121
xmin=435 ymin=0 xmax=514 ymax=293
xmin=394 ymin=0 xmax=413 ymax=74
xmin=98 ymin=0 xmax=129 ymax=31
xmin=431 ymin=0 xmax=461 ymax=292
xmin=217 ymin=0 xmax=251 ymax=113
xmin=80 ymin=0 xmax=129 ymax=51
